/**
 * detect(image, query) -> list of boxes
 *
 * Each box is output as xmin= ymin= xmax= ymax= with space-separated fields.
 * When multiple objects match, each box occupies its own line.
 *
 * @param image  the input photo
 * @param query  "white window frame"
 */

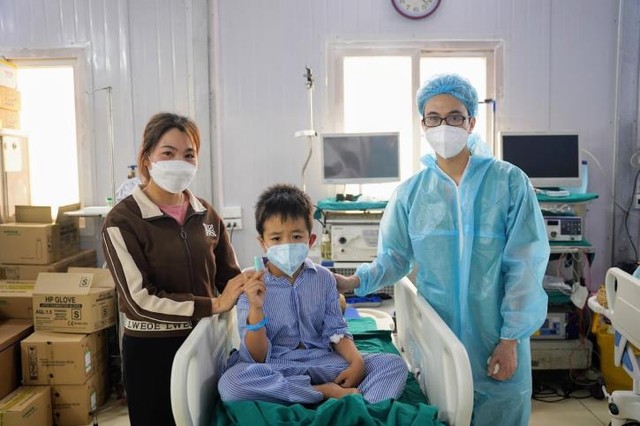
xmin=0 ymin=46 xmax=95 ymax=209
xmin=326 ymin=40 xmax=504 ymax=172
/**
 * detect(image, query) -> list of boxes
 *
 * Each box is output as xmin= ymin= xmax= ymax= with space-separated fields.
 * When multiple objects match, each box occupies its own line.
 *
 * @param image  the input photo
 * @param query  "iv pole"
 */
xmin=295 ymin=67 xmax=317 ymax=192
xmin=88 ymin=86 xmax=116 ymax=205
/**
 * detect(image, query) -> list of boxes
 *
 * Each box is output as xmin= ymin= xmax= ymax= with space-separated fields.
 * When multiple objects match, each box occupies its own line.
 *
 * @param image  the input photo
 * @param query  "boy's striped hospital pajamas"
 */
xmin=218 ymin=259 xmax=407 ymax=404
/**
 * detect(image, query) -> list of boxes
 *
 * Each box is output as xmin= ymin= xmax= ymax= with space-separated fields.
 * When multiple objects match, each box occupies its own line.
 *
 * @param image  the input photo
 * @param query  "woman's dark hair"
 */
xmin=137 ymin=113 xmax=201 ymax=184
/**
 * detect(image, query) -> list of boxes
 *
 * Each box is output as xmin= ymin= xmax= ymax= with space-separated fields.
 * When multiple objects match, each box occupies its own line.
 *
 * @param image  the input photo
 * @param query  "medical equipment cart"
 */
xmin=532 ymin=192 xmax=598 ymax=370
xmin=314 ymin=198 xmax=395 ymax=296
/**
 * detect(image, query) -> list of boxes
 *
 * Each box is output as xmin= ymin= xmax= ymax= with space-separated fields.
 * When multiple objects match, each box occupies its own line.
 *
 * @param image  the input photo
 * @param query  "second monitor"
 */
xmin=500 ymin=131 xmax=581 ymax=190
xmin=321 ymin=132 xmax=400 ymax=185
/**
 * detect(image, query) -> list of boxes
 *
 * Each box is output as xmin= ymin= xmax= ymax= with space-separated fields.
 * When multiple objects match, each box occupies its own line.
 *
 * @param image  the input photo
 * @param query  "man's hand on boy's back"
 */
xmin=334 ymin=273 xmax=360 ymax=294
xmin=245 ymin=270 xmax=267 ymax=309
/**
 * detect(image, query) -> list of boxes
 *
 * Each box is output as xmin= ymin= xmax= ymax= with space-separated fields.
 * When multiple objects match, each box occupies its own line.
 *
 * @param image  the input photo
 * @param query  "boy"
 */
xmin=218 ymin=184 xmax=407 ymax=404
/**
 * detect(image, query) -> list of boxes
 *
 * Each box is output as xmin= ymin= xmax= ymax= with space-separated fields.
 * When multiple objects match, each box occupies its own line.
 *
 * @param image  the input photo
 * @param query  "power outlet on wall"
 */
xmin=634 ymin=194 xmax=640 ymax=210
xmin=223 ymin=218 xmax=243 ymax=231
xmin=221 ymin=206 xmax=242 ymax=231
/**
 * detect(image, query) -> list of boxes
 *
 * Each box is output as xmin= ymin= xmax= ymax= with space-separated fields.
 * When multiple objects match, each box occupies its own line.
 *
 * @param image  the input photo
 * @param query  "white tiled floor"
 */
xmin=531 ymin=397 xmax=611 ymax=425
xmin=93 ymin=393 xmax=613 ymax=426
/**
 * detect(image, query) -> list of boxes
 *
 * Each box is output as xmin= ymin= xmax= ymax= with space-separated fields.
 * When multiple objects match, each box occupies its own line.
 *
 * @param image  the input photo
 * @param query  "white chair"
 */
xmin=588 ymin=267 xmax=640 ymax=426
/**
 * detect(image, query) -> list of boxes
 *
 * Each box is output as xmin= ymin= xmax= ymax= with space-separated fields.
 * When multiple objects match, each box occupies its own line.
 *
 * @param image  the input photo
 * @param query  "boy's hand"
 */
xmin=334 ymin=358 xmax=365 ymax=388
xmin=334 ymin=273 xmax=360 ymax=294
xmin=244 ymin=270 xmax=266 ymax=309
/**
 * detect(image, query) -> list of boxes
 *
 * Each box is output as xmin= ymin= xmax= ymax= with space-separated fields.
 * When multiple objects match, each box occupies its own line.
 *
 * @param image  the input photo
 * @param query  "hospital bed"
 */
xmin=170 ymin=277 xmax=473 ymax=426
xmin=588 ymin=267 xmax=640 ymax=426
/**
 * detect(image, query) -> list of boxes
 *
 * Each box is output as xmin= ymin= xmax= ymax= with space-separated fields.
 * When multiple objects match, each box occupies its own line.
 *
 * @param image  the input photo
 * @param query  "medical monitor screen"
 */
xmin=321 ymin=132 xmax=400 ymax=184
xmin=500 ymin=132 xmax=581 ymax=189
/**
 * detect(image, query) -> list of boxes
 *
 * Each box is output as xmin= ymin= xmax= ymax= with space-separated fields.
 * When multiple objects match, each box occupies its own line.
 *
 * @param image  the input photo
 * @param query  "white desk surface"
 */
xmin=65 ymin=206 xmax=112 ymax=217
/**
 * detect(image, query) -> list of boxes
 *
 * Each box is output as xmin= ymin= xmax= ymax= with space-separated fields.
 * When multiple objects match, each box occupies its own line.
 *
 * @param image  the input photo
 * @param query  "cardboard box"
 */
xmin=0 ymin=249 xmax=97 ymax=281
xmin=89 ymin=328 xmax=108 ymax=366
xmin=32 ymin=268 xmax=116 ymax=333
xmin=0 ymin=59 xmax=17 ymax=89
xmin=0 ymin=108 xmax=19 ymax=129
xmin=0 ymin=86 xmax=21 ymax=111
xmin=51 ymin=374 xmax=99 ymax=426
xmin=0 ymin=281 xmax=34 ymax=319
xmin=21 ymin=331 xmax=101 ymax=385
xmin=0 ymin=319 xmax=33 ymax=399
xmin=0 ymin=385 xmax=52 ymax=426
xmin=0 ymin=204 xmax=81 ymax=265
xmin=90 ymin=329 xmax=109 ymax=404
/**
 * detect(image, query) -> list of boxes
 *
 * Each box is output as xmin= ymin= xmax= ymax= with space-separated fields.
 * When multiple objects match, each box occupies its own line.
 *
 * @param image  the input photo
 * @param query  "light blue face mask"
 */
xmin=266 ymin=243 xmax=309 ymax=277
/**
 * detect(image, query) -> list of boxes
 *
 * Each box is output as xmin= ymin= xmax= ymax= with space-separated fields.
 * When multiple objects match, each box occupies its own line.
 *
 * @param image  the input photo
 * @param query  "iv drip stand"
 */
xmin=295 ymin=67 xmax=317 ymax=192
xmin=88 ymin=86 xmax=116 ymax=204
xmin=106 ymin=87 xmax=115 ymax=203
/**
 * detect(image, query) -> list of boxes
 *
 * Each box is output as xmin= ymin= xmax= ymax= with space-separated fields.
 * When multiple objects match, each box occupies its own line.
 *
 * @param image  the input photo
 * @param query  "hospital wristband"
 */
xmin=245 ymin=317 xmax=268 ymax=331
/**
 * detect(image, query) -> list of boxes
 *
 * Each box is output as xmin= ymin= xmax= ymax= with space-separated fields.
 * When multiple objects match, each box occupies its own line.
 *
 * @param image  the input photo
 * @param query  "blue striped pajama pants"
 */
xmin=218 ymin=349 xmax=408 ymax=404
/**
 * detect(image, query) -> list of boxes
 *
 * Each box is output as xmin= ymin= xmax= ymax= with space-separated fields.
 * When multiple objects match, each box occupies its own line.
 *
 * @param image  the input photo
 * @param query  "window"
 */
xmin=328 ymin=41 xmax=502 ymax=199
xmin=17 ymin=64 xmax=79 ymax=207
xmin=0 ymin=48 xmax=91 ymax=220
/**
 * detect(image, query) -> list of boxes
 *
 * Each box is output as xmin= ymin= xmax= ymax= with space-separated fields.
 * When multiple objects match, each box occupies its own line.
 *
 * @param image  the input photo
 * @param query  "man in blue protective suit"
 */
xmin=335 ymin=74 xmax=550 ymax=426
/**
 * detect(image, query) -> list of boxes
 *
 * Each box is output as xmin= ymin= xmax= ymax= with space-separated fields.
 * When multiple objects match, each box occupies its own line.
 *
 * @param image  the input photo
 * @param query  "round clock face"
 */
xmin=391 ymin=0 xmax=441 ymax=19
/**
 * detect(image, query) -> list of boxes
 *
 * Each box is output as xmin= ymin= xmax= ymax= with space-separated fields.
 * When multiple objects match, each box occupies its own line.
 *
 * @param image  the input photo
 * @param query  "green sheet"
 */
xmin=211 ymin=318 xmax=444 ymax=426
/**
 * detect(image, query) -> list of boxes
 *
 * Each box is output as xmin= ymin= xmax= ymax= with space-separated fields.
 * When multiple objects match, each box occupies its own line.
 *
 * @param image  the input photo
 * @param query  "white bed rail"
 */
xmin=395 ymin=277 xmax=473 ymax=426
xmin=170 ymin=308 xmax=240 ymax=426
xmin=171 ymin=278 xmax=473 ymax=426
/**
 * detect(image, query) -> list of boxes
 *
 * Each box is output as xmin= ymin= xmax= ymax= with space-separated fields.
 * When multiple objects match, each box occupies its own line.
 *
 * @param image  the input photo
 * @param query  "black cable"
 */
xmin=532 ymin=383 xmax=567 ymax=402
xmin=313 ymin=204 xmax=326 ymax=228
xmin=532 ymin=368 xmax=602 ymax=403
xmin=623 ymin=167 xmax=640 ymax=261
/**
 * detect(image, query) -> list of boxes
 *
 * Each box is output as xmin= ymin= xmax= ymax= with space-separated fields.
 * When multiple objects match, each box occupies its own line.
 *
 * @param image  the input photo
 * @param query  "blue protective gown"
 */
xmin=355 ymin=152 xmax=550 ymax=426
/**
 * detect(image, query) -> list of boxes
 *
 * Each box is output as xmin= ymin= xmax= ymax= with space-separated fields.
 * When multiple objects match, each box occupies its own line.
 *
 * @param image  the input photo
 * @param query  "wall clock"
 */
xmin=391 ymin=0 xmax=441 ymax=19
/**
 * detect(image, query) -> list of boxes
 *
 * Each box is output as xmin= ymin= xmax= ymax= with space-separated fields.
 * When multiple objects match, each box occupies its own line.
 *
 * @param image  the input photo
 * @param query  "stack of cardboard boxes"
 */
xmin=0 ymin=267 xmax=117 ymax=425
xmin=0 ymin=204 xmax=98 ymax=281
xmin=0 ymin=59 xmax=20 ymax=131
xmin=0 ymin=200 xmax=118 ymax=424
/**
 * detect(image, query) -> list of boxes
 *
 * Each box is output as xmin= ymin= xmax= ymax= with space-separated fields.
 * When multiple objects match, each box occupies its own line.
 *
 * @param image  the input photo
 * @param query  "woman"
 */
xmin=102 ymin=112 xmax=245 ymax=426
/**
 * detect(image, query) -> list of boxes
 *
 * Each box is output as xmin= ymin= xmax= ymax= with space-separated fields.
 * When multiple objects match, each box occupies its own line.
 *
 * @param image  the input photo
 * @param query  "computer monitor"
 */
xmin=321 ymin=132 xmax=400 ymax=184
xmin=499 ymin=132 xmax=581 ymax=189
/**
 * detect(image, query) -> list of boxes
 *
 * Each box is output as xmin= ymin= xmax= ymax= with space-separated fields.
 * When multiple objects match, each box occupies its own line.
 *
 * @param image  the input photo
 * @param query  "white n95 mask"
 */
xmin=149 ymin=160 xmax=197 ymax=194
xmin=266 ymin=243 xmax=309 ymax=277
xmin=424 ymin=125 xmax=469 ymax=159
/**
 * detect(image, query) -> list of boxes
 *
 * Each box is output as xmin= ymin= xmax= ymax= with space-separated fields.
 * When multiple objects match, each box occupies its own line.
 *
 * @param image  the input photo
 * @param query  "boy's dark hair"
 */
xmin=255 ymin=184 xmax=314 ymax=236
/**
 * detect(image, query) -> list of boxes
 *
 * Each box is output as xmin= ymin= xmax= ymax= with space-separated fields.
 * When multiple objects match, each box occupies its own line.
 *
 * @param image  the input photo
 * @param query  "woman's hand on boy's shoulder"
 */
xmin=212 ymin=272 xmax=247 ymax=314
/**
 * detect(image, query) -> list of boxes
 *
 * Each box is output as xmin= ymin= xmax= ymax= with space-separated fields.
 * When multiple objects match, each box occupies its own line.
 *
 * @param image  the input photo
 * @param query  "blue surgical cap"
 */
xmin=416 ymin=74 xmax=478 ymax=118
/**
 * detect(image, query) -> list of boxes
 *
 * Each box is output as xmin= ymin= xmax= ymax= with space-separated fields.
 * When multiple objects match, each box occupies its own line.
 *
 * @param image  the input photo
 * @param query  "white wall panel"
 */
xmin=0 ymin=0 xmax=637 ymax=284
xmin=213 ymin=0 xmax=628 ymax=283
xmin=0 ymin=0 xmax=212 ymax=207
